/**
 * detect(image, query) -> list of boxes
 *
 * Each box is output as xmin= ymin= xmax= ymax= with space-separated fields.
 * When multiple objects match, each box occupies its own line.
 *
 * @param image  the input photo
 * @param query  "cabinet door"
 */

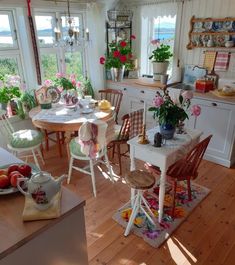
xmin=188 ymin=98 xmax=235 ymax=163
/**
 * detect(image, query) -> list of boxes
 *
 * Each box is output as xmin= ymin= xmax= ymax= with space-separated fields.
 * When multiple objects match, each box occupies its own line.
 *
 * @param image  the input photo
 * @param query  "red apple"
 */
xmin=17 ymin=164 xmax=32 ymax=177
xmin=7 ymin=164 xmax=19 ymax=175
xmin=9 ymin=171 xmax=24 ymax=187
xmin=0 ymin=175 xmax=10 ymax=189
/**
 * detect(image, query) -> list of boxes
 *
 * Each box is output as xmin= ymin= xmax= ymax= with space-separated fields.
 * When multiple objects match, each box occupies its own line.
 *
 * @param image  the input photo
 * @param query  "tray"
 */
xmin=0 ymin=163 xmax=39 ymax=195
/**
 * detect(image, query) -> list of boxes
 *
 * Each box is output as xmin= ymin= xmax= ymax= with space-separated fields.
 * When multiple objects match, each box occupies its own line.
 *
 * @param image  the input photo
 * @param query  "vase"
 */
xmin=159 ymin=124 xmax=175 ymax=140
xmin=110 ymin=66 xmax=125 ymax=82
xmin=152 ymin=61 xmax=169 ymax=81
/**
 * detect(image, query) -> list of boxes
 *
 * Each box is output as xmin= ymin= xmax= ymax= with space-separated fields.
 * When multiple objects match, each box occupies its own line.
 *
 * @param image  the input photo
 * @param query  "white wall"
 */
xmin=180 ymin=0 xmax=235 ymax=79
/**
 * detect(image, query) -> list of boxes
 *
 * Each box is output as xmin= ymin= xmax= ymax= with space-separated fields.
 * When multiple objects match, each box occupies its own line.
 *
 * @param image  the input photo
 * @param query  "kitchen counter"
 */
xmin=0 ymin=148 xmax=88 ymax=265
xmin=107 ymin=79 xmax=235 ymax=105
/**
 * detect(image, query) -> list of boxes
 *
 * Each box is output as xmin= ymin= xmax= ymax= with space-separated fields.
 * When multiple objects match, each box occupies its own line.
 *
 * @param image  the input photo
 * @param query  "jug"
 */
xmin=17 ymin=171 xmax=66 ymax=210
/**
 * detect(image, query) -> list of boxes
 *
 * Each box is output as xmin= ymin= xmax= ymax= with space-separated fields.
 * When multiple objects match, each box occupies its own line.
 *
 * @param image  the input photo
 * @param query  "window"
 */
xmin=0 ymin=11 xmax=23 ymax=78
xmin=35 ymin=12 xmax=85 ymax=82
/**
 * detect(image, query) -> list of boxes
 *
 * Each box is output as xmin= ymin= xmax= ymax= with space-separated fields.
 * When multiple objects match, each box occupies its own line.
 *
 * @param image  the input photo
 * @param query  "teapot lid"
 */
xmin=32 ymin=171 xmax=51 ymax=184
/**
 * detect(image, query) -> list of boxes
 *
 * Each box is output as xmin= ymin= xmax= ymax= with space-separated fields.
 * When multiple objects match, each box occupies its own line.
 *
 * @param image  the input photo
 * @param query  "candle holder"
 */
xmin=138 ymin=124 xmax=149 ymax=144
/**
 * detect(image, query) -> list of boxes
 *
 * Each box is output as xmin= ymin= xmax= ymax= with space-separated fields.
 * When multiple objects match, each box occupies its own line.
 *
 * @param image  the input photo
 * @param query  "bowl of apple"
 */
xmin=0 ymin=163 xmax=35 ymax=195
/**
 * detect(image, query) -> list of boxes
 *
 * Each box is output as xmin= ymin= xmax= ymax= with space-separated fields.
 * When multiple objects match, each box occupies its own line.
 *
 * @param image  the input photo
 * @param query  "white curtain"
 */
xmin=86 ymin=3 xmax=106 ymax=95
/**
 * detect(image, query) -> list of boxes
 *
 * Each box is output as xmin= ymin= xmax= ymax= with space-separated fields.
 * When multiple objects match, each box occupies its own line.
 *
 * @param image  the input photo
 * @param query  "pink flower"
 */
xmin=128 ymin=53 xmax=133 ymax=59
xmin=153 ymin=96 xmax=164 ymax=107
xmin=182 ymin=90 xmax=193 ymax=100
xmin=113 ymin=50 xmax=120 ymax=57
xmin=191 ymin=105 xmax=201 ymax=116
xmin=70 ymin=74 xmax=76 ymax=80
xmin=56 ymin=72 xmax=64 ymax=78
xmin=71 ymin=79 xmax=76 ymax=86
xmin=130 ymin=35 xmax=136 ymax=40
xmin=76 ymin=81 xmax=81 ymax=88
xmin=120 ymin=41 xmax=127 ymax=47
xmin=119 ymin=55 xmax=127 ymax=63
xmin=44 ymin=79 xmax=52 ymax=87
xmin=100 ymin=56 xmax=105 ymax=65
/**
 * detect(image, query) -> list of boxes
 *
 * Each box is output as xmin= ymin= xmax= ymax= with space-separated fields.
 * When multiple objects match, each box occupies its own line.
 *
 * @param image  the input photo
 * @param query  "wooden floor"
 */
xmin=40 ymin=146 xmax=235 ymax=265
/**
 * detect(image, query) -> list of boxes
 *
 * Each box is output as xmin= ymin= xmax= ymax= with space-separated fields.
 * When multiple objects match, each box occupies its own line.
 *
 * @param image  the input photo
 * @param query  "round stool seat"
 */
xmin=126 ymin=170 xmax=156 ymax=190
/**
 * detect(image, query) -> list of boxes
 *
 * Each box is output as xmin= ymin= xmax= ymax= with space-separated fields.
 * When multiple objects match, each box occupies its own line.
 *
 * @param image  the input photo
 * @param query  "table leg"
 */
xmin=64 ymin=131 xmax=73 ymax=161
xmin=158 ymin=164 xmax=167 ymax=223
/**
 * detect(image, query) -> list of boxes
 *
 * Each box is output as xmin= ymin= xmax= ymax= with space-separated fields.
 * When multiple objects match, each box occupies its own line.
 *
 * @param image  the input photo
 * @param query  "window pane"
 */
xmin=0 ymin=57 xmax=19 ymax=75
xmin=35 ymin=15 xmax=54 ymax=47
xmin=65 ymin=51 xmax=83 ymax=79
xmin=41 ymin=53 xmax=58 ymax=80
xmin=0 ymin=14 xmax=15 ymax=48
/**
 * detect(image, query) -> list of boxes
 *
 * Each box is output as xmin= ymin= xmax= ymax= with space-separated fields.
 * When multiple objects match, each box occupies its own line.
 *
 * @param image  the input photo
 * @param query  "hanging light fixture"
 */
xmin=54 ymin=0 xmax=89 ymax=48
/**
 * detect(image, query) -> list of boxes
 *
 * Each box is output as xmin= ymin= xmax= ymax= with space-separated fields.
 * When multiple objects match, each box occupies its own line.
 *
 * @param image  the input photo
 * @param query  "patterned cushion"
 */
xmin=69 ymin=138 xmax=86 ymax=157
xmin=10 ymin=129 xmax=43 ymax=148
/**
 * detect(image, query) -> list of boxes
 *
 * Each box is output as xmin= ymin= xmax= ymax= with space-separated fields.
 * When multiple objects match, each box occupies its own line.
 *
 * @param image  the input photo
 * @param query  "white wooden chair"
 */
xmin=0 ymin=110 xmax=44 ymax=169
xmin=67 ymin=120 xmax=114 ymax=197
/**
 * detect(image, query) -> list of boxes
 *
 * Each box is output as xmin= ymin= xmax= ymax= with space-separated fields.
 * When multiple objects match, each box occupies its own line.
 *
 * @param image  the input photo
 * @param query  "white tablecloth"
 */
xmin=0 ymin=148 xmax=22 ymax=167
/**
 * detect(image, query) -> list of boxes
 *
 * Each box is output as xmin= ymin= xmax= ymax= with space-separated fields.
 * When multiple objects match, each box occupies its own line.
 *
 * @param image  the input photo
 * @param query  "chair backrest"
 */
xmin=0 ymin=110 xmax=15 ymax=140
xmin=99 ymin=89 xmax=123 ymax=123
xmin=117 ymin=114 xmax=130 ymax=141
xmin=167 ymin=135 xmax=212 ymax=180
xmin=129 ymin=108 xmax=144 ymax=139
xmin=34 ymin=86 xmax=48 ymax=105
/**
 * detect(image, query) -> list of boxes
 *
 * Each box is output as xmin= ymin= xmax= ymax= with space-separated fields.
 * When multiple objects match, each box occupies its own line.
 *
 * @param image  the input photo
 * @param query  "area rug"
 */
xmin=113 ymin=181 xmax=210 ymax=248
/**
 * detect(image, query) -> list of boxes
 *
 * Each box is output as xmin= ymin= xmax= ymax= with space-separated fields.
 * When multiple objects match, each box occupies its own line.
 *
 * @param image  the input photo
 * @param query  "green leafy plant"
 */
xmin=16 ymin=91 xmax=37 ymax=119
xmin=100 ymin=36 xmax=135 ymax=69
xmin=148 ymin=90 xmax=190 ymax=127
xmin=149 ymin=44 xmax=173 ymax=62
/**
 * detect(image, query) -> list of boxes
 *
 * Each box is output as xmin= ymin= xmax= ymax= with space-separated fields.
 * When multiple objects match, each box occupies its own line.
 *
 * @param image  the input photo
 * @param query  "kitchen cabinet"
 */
xmin=107 ymin=79 xmax=235 ymax=168
xmin=187 ymin=98 xmax=235 ymax=167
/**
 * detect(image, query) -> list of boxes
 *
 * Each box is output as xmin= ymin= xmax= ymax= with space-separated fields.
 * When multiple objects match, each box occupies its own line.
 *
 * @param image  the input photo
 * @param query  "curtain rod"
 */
xmin=122 ymin=0 xmax=191 ymax=7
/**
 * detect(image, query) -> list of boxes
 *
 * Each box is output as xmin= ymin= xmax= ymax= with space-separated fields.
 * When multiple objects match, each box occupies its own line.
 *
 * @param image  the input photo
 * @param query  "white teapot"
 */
xmin=17 ymin=171 xmax=66 ymax=210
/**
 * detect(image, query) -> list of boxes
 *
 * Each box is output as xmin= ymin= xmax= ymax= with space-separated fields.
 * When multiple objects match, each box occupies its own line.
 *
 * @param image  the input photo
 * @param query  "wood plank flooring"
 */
xmin=40 ymin=147 xmax=235 ymax=265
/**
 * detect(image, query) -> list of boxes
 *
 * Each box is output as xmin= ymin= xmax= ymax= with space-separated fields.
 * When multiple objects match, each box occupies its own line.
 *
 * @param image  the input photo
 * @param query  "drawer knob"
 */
xmin=123 ymin=88 xmax=127 ymax=91
xmin=140 ymin=100 xmax=144 ymax=103
xmin=141 ymin=90 xmax=145 ymax=93
xmin=211 ymin=102 xmax=217 ymax=107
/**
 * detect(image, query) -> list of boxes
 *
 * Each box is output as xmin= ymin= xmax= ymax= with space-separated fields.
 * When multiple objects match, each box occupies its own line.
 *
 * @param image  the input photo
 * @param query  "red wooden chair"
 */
xmin=145 ymin=135 xmax=212 ymax=218
xmin=98 ymin=89 xmax=123 ymax=124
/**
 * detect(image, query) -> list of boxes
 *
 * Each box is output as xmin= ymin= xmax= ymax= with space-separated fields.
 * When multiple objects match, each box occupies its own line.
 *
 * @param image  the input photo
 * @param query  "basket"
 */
xmin=107 ymin=10 xmax=133 ymax=22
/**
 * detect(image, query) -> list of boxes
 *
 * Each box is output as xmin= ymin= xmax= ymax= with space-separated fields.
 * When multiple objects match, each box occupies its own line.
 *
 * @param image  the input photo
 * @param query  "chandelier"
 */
xmin=54 ymin=0 xmax=89 ymax=48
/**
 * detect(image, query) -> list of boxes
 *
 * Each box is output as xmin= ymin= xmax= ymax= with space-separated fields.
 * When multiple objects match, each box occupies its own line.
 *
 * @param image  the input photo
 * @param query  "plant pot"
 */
xmin=110 ymin=66 xmax=125 ymax=82
xmin=159 ymin=124 xmax=175 ymax=140
xmin=152 ymin=62 xmax=169 ymax=81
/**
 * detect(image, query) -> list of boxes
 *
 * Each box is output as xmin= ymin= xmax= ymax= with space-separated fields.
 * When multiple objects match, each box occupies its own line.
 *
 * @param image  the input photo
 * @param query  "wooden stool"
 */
xmin=124 ymin=170 xmax=156 ymax=236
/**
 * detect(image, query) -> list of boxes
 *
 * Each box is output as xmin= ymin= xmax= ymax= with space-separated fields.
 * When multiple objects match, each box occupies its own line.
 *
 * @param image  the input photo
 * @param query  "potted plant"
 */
xmin=148 ymin=90 xmax=200 ymax=139
xmin=100 ymin=35 xmax=136 ymax=82
xmin=149 ymin=43 xmax=173 ymax=81
xmin=16 ymin=90 xmax=37 ymax=119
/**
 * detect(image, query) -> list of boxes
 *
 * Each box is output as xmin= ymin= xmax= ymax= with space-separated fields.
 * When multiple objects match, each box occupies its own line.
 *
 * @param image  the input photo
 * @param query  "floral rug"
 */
xmin=113 ymin=181 xmax=210 ymax=248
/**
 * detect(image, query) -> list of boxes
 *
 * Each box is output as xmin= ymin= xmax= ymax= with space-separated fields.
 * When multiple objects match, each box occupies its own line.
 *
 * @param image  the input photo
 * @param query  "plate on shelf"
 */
xmin=232 ymin=21 xmax=235 ymax=31
xmin=212 ymin=21 xmax=223 ymax=31
xmin=46 ymin=86 xmax=61 ymax=103
xmin=203 ymin=21 xmax=213 ymax=31
xmin=193 ymin=21 xmax=203 ymax=32
xmin=223 ymin=21 xmax=232 ymax=31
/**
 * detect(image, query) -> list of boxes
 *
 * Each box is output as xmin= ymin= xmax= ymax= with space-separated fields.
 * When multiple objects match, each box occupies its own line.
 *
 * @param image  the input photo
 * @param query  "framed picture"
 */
xmin=206 ymin=73 xmax=219 ymax=88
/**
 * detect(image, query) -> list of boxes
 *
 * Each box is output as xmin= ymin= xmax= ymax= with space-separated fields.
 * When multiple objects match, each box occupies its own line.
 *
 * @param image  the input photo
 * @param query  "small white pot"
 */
xmin=152 ymin=61 xmax=169 ymax=81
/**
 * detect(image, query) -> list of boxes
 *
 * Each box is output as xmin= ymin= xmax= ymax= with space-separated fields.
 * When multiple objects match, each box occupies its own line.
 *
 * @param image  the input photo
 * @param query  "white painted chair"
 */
xmin=67 ymin=120 xmax=114 ymax=197
xmin=0 ymin=110 xmax=44 ymax=169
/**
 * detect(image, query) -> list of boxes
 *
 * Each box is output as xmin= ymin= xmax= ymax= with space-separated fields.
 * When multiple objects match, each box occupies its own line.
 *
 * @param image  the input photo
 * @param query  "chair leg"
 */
xmin=32 ymin=149 xmax=41 ymax=170
xmin=104 ymin=151 xmax=114 ymax=183
xmin=171 ymin=180 xmax=177 ymax=218
xmin=117 ymin=144 xmax=122 ymax=175
xmin=67 ymin=157 xmax=74 ymax=184
xmin=56 ymin=132 xmax=62 ymax=157
xmin=124 ymin=191 xmax=140 ymax=236
xmin=37 ymin=147 xmax=45 ymax=165
xmin=89 ymin=159 xmax=96 ymax=197
xmin=44 ymin=130 xmax=49 ymax=151
xmin=187 ymin=177 xmax=192 ymax=201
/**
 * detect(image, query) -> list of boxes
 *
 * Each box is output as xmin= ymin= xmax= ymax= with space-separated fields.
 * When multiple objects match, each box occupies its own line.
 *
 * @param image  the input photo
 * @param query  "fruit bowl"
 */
xmin=0 ymin=163 xmax=39 ymax=195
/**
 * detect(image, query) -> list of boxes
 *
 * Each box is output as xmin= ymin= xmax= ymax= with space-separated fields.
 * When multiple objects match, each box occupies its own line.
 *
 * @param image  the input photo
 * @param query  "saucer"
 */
xmin=82 ymin=108 xmax=93 ymax=114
